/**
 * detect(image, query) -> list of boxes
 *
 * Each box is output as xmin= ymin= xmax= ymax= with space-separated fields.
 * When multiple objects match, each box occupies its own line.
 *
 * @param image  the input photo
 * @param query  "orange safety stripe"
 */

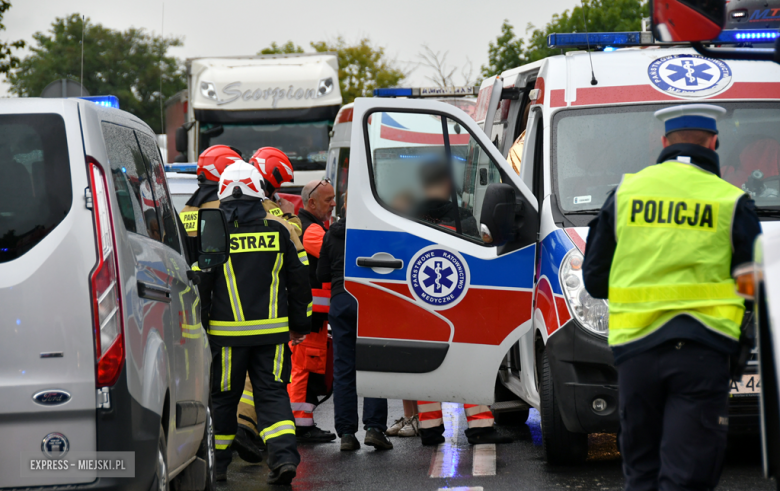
xmin=418 ymin=400 xmax=444 ymax=429
xmin=464 ymin=404 xmax=494 ymax=428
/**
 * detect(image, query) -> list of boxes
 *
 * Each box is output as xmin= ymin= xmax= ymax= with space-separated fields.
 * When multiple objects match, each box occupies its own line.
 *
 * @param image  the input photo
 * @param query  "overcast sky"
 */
xmin=2 ymin=0 xmax=581 ymax=97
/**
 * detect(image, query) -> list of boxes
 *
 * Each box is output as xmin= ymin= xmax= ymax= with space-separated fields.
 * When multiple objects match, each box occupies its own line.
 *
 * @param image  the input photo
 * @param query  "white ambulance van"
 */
xmin=341 ymin=32 xmax=780 ymax=465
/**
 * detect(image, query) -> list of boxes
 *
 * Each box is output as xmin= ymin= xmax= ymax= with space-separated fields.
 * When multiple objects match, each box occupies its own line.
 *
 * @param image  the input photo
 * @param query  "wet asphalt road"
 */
xmin=218 ymin=399 xmax=775 ymax=491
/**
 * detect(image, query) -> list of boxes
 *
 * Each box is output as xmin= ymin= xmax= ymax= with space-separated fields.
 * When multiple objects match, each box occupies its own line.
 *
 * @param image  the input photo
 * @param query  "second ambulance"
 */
xmin=336 ymin=32 xmax=780 ymax=465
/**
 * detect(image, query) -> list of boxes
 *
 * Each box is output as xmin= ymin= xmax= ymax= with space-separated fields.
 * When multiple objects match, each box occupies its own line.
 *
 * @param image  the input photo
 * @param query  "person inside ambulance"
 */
xmin=723 ymin=137 xmax=780 ymax=198
xmin=250 ymin=147 xmax=304 ymax=234
xmin=412 ymin=160 xmax=478 ymax=236
xmin=198 ymin=161 xmax=312 ymax=485
xmin=287 ymin=179 xmax=338 ymax=443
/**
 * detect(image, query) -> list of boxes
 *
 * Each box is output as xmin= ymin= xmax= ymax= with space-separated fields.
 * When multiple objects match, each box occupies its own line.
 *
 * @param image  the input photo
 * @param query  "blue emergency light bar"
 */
xmin=716 ymin=29 xmax=780 ymax=43
xmin=164 ymin=163 xmax=197 ymax=173
xmin=374 ymin=86 xmax=478 ymax=98
xmin=79 ymin=95 xmax=120 ymax=109
xmin=548 ymin=31 xmax=653 ymax=48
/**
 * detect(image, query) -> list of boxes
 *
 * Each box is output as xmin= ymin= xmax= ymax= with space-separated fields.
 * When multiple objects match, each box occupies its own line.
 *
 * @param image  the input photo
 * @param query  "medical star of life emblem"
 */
xmin=648 ymin=54 xmax=732 ymax=98
xmin=408 ymin=246 xmax=469 ymax=310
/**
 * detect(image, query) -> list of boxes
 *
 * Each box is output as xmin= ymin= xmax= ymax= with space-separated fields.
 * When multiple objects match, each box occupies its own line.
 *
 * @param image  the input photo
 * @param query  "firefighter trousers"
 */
xmin=237 ymin=375 xmax=259 ymax=437
xmin=210 ymin=342 xmax=299 ymax=471
xmin=418 ymin=401 xmax=495 ymax=441
xmin=287 ymin=325 xmax=329 ymax=427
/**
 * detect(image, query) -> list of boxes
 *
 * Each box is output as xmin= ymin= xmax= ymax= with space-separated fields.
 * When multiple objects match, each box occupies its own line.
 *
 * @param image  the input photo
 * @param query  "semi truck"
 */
xmin=167 ymin=53 xmax=342 ymax=190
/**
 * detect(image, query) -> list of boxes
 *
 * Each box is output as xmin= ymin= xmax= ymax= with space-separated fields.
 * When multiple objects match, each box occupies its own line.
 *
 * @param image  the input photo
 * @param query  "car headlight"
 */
xmin=200 ymin=81 xmax=218 ymax=101
xmin=559 ymin=249 xmax=609 ymax=337
xmin=317 ymin=77 xmax=334 ymax=97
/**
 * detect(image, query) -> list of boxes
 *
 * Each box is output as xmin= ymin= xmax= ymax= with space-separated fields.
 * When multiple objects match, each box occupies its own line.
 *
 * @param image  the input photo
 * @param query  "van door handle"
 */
xmin=356 ymin=257 xmax=404 ymax=270
xmin=138 ymin=281 xmax=171 ymax=303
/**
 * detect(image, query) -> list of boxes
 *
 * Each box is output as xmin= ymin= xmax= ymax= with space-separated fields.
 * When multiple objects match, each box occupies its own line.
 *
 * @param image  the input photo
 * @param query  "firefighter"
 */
xmin=232 ymin=148 xmax=306 ymax=453
xmin=286 ymin=179 xmax=338 ymax=443
xmin=582 ymin=104 xmax=761 ymax=490
xmin=198 ymin=161 xmax=312 ymax=485
xmin=250 ymin=147 xmax=303 ymax=236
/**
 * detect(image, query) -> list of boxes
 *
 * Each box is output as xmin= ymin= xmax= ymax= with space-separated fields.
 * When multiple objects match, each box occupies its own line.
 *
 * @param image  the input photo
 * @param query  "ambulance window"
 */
xmin=101 ymin=122 xmax=156 ymax=239
xmin=136 ymin=131 xmax=182 ymax=253
xmin=365 ymin=111 xmax=503 ymax=243
xmin=334 ymin=148 xmax=350 ymax=217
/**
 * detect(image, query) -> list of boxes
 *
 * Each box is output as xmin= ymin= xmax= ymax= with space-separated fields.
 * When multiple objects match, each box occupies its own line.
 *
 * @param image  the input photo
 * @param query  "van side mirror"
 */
xmin=479 ymin=183 xmax=517 ymax=247
xmin=175 ymin=125 xmax=188 ymax=153
xmin=197 ymin=208 xmax=229 ymax=270
xmin=651 ymin=0 xmax=724 ymax=42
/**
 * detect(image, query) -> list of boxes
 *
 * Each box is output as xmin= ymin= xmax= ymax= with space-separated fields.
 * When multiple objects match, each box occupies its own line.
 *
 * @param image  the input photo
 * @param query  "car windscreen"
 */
xmin=0 ymin=113 xmax=72 ymax=263
xmin=552 ymin=102 xmax=780 ymax=216
xmin=199 ymin=121 xmax=330 ymax=171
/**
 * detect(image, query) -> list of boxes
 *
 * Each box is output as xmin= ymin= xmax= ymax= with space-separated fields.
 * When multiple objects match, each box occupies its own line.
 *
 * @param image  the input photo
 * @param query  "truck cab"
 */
xmin=342 ymin=33 xmax=780 ymax=465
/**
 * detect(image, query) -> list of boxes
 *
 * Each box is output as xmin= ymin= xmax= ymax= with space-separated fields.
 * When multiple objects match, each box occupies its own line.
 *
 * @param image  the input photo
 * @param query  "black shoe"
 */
xmin=267 ymin=463 xmax=296 ymax=485
xmin=296 ymin=425 xmax=337 ymax=443
xmin=215 ymin=466 xmax=228 ymax=482
xmin=364 ymin=428 xmax=393 ymax=450
xmin=233 ymin=427 xmax=263 ymax=463
xmin=420 ymin=425 xmax=446 ymax=446
xmin=340 ymin=434 xmax=361 ymax=451
xmin=466 ymin=426 xmax=513 ymax=445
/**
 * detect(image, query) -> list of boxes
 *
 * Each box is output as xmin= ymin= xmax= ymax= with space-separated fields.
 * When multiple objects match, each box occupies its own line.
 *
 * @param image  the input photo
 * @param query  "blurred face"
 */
xmin=306 ymin=182 xmax=336 ymax=222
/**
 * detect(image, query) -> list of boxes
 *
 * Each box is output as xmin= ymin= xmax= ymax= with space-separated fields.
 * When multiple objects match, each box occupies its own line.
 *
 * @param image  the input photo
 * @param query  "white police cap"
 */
xmin=654 ymin=104 xmax=727 ymax=135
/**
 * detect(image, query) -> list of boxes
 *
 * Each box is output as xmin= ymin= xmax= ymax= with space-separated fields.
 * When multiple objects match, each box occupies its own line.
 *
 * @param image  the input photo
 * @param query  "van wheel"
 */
xmin=494 ymin=377 xmax=530 ymax=426
xmin=156 ymin=425 xmax=169 ymax=491
xmin=198 ymin=404 xmax=216 ymax=491
xmin=537 ymin=347 xmax=588 ymax=465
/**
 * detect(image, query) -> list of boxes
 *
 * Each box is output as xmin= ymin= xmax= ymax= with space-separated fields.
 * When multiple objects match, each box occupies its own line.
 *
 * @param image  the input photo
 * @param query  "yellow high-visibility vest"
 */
xmin=608 ymin=160 xmax=746 ymax=347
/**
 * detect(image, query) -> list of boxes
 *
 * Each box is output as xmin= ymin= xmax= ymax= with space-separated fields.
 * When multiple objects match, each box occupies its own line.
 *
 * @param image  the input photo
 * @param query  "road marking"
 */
xmin=437 ymin=487 xmax=484 ymax=491
xmin=472 ymin=444 xmax=496 ymax=476
xmin=428 ymin=403 xmax=461 ymax=478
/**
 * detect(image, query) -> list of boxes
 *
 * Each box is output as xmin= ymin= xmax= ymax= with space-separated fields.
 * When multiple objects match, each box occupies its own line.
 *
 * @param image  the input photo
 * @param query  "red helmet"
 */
xmin=250 ymin=147 xmax=294 ymax=190
xmin=197 ymin=145 xmax=243 ymax=183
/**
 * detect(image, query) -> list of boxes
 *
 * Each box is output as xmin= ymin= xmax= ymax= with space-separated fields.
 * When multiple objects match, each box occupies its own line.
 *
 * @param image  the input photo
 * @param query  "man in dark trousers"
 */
xmin=317 ymin=193 xmax=393 ymax=451
xmin=199 ymin=161 xmax=312 ymax=485
xmin=583 ymin=104 xmax=761 ymax=491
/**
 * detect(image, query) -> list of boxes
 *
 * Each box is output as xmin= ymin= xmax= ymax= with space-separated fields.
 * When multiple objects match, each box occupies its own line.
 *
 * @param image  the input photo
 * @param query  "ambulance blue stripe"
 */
xmin=539 ymin=229 xmax=576 ymax=295
xmin=345 ymin=229 xmax=536 ymax=289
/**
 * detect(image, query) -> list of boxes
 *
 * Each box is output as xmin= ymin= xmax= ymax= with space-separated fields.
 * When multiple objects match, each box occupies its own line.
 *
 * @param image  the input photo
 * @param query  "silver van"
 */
xmin=0 ymin=98 xmax=214 ymax=490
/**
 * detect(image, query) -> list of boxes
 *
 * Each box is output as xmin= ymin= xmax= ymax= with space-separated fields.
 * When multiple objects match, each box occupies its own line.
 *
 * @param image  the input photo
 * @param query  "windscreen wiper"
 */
xmin=757 ymin=208 xmax=780 ymax=219
xmin=565 ymin=209 xmax=602 ymax=215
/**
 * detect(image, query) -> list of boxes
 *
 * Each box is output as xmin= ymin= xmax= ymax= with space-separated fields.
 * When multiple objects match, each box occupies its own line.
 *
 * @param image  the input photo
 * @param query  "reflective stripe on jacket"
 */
xmin=608 ymin=160 xmax=746 ymax=346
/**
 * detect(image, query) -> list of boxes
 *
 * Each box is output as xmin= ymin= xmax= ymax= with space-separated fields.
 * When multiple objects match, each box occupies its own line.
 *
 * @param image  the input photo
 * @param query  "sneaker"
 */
xmin=364 ymin=428 xmax=393 ymax=450
xmin=266 ymin=463 xmax=296 ymax=485
xmin=340 ymin=434 xmax=361 ymax=451
xmin=398 ymin=415 xmax=419 ymax=437
xmin=465 ymin=427 xmax=513 ymax=445
xmin=233 ymin=427 xmax=263 ymax=463
xmin=386 ymin=417 xmax=406 ymax=436
xmin=296 ymin=425 xmax=337 ymax=443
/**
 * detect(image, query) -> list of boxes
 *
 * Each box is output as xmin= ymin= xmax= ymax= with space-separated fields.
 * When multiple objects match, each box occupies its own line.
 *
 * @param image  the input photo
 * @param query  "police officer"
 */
xmin=286 ymin=179 xmax=338 ymax=443
xmin=582 ymin=104 xmax=761 ymax=491
xmin=199 ymin=161 xmax=312 ymax=485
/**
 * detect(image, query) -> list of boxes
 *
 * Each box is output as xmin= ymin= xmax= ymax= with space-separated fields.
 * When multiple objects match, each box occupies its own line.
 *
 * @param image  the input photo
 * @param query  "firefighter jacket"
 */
xmin=199 ymin=199 xmax=313 ymax=348
xmin=180 ymin=182 xmax=220 ymax=237
xmin=263 ymin=199 xmax=303 ymax=238
xmin=298 ymin=209 xmax=330 ymax=328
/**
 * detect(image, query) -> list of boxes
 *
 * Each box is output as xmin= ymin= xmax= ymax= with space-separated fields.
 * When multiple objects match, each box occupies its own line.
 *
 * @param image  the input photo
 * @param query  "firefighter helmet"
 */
xmin=197 ymin=145 xmax=243 ymax=183
xmin=218 ymin=161 xmax=266 ymax=201
xmin=250 ymin=147 xmax=294 ymax=191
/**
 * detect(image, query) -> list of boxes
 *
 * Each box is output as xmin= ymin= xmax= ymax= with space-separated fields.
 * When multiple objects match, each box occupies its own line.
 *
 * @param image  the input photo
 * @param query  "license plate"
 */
xmin=730 ymin=374 xmax=761 ymax=397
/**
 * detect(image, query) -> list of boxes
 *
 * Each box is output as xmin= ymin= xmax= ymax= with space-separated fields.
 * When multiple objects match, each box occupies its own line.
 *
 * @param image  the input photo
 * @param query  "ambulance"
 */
xmin=338 ymin=31 xmax=780 ymax=465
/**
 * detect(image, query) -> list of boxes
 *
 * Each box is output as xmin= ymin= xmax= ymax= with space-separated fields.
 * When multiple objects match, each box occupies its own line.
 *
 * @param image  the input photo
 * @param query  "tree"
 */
xmin=523 ymin=0 xmax=649 ymax=64
xmin=311 ymin=37 xmax=407 ymax=104
xmin=259 ymin=41 xmax=304 ymax=55
xmin=0 ymin=1 xmax=25 ymax=77
xmin=418 ymin=45 xmax=475 ymax=87
xmin=481 ymin=21 xmax=526 ymax=79
xmin=8 ymin=14 xmax=185 ymax=133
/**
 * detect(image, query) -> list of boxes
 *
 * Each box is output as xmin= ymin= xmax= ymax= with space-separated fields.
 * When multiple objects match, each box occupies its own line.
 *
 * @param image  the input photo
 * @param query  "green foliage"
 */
xmin=8 ymin=14 xmax=185 ymax=133
xmin=0 ymin=1 xmax=25 ymax=76
xmin=311 ymin=37 xmax=406 ymax=104
xmin=482 ymin=0 xmax=649 ymax=76
xmin=259 ymin=41 xmax=304 ymax=55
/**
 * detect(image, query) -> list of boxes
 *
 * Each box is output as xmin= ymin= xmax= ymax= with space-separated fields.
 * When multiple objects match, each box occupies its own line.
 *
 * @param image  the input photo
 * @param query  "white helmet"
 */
xmin=218 ymin=161 xmax=266 ymax=201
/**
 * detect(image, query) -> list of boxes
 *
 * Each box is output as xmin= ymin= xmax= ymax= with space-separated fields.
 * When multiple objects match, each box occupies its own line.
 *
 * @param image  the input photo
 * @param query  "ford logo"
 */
xmin=33 ymin=390 xmax=71 ymax=406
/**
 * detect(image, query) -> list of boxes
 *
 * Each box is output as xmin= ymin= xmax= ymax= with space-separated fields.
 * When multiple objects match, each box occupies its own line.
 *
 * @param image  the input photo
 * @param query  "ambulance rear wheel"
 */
xmin=537 ymin=347 xmax=588 ymax=465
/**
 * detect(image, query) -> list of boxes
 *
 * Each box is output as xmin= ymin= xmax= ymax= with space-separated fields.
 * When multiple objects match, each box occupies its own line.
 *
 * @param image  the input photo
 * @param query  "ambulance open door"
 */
xmin=344 ymin=98 xmax=539 ymax=404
